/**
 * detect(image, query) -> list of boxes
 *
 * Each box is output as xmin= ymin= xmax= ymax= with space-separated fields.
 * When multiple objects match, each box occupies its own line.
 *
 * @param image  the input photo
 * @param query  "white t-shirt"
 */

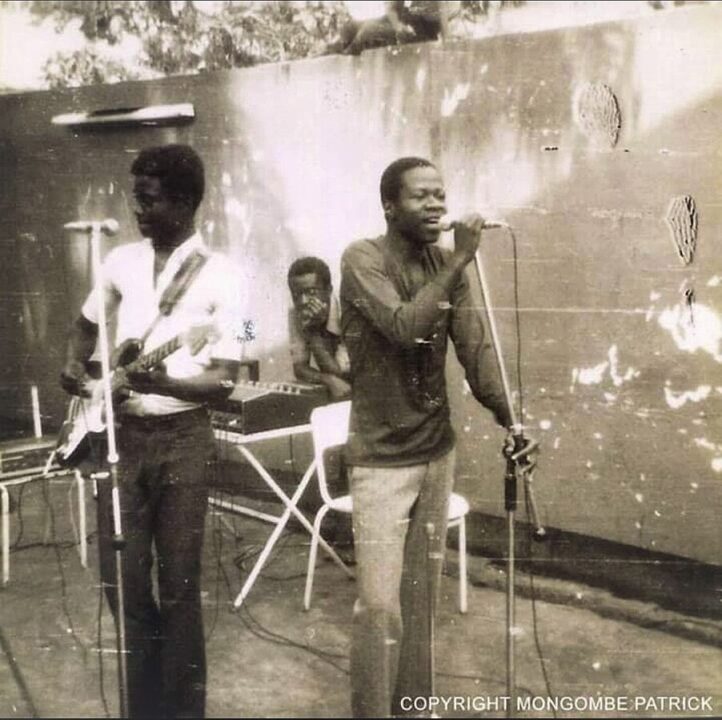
xmin=82 ymin=233 xmax=247 ymax=416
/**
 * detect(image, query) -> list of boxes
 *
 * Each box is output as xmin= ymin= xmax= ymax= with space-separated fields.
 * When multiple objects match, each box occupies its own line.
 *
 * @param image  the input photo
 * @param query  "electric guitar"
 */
xmin=55 ymin=325 xmax=212 ymax=467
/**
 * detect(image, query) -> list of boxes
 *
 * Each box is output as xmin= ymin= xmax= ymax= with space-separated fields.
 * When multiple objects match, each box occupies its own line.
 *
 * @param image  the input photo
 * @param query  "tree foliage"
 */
xmin=3 ymin=0 xmax=702 ymax=88
xmin=18 ymin=1 xmax=352 ymax=88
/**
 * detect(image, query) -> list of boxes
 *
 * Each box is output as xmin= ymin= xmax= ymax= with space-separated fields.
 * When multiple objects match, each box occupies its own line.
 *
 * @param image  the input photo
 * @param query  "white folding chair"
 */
xmin=1 ymin=467 xmax=88 ymax=585
xmin=303 ymin=401 xmax=469 ymax=613
xmin=303 ymin=402 xmax=354 ymax=610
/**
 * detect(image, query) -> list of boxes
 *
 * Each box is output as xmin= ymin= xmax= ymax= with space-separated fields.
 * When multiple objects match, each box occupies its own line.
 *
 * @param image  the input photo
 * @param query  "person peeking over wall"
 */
xmin=287 ymin=256 xmax=351 ymax=400
xmin=331 ymin=0 xmax=460 ymax=56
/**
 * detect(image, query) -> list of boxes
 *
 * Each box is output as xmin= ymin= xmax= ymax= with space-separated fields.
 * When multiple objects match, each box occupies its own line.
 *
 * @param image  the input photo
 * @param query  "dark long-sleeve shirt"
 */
xmin=340 ymin=234 xmax=511 ymax=467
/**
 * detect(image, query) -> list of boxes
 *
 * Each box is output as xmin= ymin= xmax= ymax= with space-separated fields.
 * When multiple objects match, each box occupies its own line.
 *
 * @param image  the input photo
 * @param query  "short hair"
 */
xmin=131 ymin=144 xmax=205 ymax=210
xmin=380 ymin=156 xmax=435 ymax=205
xmin=287 ymin=257 xmax=332 ymax=290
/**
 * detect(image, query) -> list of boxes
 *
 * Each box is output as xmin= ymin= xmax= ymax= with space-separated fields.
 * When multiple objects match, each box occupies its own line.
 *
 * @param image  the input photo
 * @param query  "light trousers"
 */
xmin=349 ymin=449 xmax=456 ymax=718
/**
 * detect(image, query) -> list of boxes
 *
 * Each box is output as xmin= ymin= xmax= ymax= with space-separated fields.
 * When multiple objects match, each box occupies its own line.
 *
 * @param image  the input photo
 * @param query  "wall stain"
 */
xmin=684 ymin=285 xmax=695 ymax=327
xmin=665 ymin=194 xmax=698 ymax=265
xmin=574 ymin=83 xmax=622 ymax=148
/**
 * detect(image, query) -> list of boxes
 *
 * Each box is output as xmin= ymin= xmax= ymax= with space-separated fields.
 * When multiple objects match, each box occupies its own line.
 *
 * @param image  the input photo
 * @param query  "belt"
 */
xmin=120 ymin=406 xmax=209 ymax=429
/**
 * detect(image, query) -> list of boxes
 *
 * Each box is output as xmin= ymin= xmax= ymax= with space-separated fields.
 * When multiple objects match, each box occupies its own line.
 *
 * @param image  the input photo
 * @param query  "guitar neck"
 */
xmin=138 ymin=336 xmax=182 ymax=369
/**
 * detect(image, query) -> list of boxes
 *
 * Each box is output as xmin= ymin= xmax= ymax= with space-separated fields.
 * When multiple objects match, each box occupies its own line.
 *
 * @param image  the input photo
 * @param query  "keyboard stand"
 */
xmin=211 ymin=424 xmax=350 ymax=609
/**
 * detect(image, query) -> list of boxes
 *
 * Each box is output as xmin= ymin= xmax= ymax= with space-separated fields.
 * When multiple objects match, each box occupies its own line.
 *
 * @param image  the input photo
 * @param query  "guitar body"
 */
xmin=55 ymin=395 xmax=107 ymax=468
xmin=55 ymin=339 xmax=138 ymax=467
xmin=56 ymin=377 xmax=119 ymax=467
xmin=55 ymin=326 xmax=212 ymax=467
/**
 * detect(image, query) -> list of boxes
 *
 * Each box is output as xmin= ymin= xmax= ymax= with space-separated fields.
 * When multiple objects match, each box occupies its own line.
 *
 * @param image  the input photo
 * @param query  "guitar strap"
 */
xmin=138 ymin=249 xmax=210 ymax=348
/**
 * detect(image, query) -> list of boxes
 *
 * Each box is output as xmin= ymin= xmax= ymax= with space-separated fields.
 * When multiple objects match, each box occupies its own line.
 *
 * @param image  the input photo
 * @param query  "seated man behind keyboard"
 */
xmin=287 ymin=256 xmax=351 ymax=401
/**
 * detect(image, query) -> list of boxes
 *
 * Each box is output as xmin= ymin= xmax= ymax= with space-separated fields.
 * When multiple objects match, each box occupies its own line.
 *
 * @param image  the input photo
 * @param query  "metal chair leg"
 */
xmin=304 ymin=504 xmax=331 ymax=610
xmin=74 ymin=471 xmax=88 ymax=568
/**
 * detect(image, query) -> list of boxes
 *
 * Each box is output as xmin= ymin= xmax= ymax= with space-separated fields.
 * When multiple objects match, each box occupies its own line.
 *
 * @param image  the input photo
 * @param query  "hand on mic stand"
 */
xmin=503 ymin=430 xmax=545 ymax=540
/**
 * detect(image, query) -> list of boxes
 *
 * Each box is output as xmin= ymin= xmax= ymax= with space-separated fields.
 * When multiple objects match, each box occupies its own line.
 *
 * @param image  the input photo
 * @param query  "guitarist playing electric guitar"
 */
xmin=56 ymin=322 xmax=216 ymax=467
xmin=60 ymin=145 xmax=244 ymax=720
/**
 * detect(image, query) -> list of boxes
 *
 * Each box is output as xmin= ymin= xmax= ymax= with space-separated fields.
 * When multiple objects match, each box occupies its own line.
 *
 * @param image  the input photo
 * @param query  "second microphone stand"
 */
xmin=472 ymin=235 xmax=545 ymax=719
xmin=83 ymin=221 xmax=129 ymax=718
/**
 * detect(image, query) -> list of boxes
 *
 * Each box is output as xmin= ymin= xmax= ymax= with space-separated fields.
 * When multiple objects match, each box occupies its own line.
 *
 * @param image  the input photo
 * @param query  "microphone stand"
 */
xmin=85 ymin=221 xmax=129 ymax=718
xmin=472 ymin=236 xmax=545 ymax=719
xmin=425 ymin=522 xmax=442 ymax=719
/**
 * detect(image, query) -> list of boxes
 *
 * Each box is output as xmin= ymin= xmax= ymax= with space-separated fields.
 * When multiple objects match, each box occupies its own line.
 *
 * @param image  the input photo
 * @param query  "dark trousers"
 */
xmin=96 ymin=408 xmax=213 ymax=719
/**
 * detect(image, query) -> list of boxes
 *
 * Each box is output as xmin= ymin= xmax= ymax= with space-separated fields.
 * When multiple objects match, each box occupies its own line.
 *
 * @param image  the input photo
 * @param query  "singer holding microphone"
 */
xmin=60 ymin=144 xmax=244 ymax=719
xmin=340 ymin=157 xmax=515 ymax=717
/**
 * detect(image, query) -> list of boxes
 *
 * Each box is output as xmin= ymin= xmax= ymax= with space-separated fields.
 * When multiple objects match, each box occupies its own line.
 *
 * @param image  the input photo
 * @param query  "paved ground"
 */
xmin=0 ymin=478 xmax=720 ymax=718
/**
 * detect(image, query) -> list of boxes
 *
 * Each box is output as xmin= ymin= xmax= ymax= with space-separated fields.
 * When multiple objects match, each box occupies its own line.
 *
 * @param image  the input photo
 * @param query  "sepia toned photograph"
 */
xmin=0 ymin=1 xmax=720 ymax=718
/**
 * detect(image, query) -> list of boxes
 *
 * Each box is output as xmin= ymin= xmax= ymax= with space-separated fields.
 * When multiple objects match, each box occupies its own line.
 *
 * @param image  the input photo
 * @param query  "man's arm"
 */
xmin=449 ymin=269 xmax=512 ymax=429
xmin=62 ymin=247 xmax=123 ymax=396
xmin=289 ymin=305 xmax=351 ymax=398
xmin=307 ymin=334 xmax=351 ymax=380
xmin=292 ymin=360 xmax=322 ymax=384
xmin=290 ymin=307 xmax=320 ymax=383
xmin=341 ymin=245 xmax=471 ymax=349
xmin=293 ymin=360 xmax=351 ymax=400
xmin=60 ymin=315 xmax=99 ymax=396
xmin=124 ymin=359 xmax=239 ymax=404
xmin=292 ymin=337 xmax=351 ymax=400
xmin=341 ymin=219 xmax=483 ymax=349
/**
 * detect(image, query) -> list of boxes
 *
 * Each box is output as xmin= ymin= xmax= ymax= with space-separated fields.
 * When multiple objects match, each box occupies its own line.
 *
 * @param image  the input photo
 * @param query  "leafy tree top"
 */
xmin=15 ymin=0 xmax=353 ymax=87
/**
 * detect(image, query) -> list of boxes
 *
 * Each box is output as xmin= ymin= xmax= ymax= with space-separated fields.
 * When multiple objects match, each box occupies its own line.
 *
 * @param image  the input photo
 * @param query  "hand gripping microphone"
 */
xmin=64 ymin=219 xmax=119 ymax=235
xmin=439 ymin=217 xmax=509 ymax=232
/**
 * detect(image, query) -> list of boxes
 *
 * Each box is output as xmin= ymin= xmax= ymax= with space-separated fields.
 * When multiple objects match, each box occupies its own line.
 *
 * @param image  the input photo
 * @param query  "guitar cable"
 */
xmin=0 ymin=622 xmax=39 ymax=718
xmin=40 ymin=477 xmax=89 ymax=656
xmin=208 ymin=433 xmax=350 ymax=674
xmin=210 ymin=503 xmax=350 ymax=675
xmin=9 ymin=482 xmax=29 ymax=549
xmin=507 ymin=225 xmax=557 ymax=714
xmin=95 ymin=574 xmax=111 ymax=719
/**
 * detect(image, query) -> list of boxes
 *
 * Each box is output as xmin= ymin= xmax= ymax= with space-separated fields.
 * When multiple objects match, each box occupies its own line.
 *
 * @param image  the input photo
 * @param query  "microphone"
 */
xmin=440 ymin=218 xmax=508 ymax=232
xmin=64 ymin=219 xmax=119 ymax=235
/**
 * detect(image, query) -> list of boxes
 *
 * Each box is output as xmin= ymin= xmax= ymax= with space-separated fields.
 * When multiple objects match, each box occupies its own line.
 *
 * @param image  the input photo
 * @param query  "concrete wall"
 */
xmin=0 ymin=5 xmax=720 ymax=564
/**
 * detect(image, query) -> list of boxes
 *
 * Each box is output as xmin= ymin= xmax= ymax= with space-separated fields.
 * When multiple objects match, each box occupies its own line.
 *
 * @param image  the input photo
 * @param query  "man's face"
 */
xmin=385 ymin=165 xmax=447 ymax=244
xmin=289 ymin=272 xmax=331 ymax=326
xmin=132 ymin=174 xmax=191 ymax=243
